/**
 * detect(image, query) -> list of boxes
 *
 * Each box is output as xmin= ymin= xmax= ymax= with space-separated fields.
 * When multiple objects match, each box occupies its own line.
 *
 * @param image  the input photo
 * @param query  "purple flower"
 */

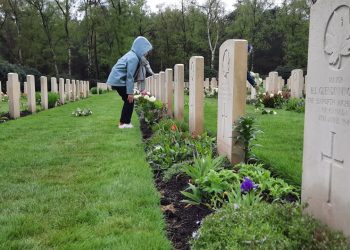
xmin=240 ymin=177 xmax=258 ymax=193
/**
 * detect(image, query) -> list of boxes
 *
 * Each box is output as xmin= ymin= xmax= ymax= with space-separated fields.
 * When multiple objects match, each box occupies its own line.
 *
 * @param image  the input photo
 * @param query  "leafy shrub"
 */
xmin=191 ymin=202 xmax=349 ymax=250
xmin=233 ymin=116 xmax=262 ymax=163
xmin=35 ymin=92 xmax=41 ymax=105
xmin=146 ymin=122 xmax=216 ymax=180
xmin=90 ymin=87 xmax=103 ymax=94
xmin=48 ymin=92 xmax=59 ymax=108
xmin=286 ymin=98 xmax=305 ymax=113
xmin=236 ymin=164 xmax=299 ymax=202
xmin=262 ymin=91 xmax=286 ymax=109
xmin=181 ymin=161 xmax=298 ymax=209
xmin=71 ymin=108 xmax=92 ymax=117
xmin=0 ymin=61 xmax=41 ymax=91
xmin=135 ymin=95 xmax=165 ymax=125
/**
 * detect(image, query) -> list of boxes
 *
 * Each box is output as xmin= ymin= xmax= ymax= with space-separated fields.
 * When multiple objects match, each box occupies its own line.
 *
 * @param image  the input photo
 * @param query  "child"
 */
xmin=247 ymin=44 xmax=259 ymax=91
xmin=106 ymin=36 xmax=153 ymax=129
xmin=137 ymin=55 xmax=155 ymax=92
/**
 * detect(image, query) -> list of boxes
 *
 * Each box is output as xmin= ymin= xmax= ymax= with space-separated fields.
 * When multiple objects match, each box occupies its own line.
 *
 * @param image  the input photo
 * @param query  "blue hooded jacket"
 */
xmin=107 ymin=36 xmax=153 ymax=94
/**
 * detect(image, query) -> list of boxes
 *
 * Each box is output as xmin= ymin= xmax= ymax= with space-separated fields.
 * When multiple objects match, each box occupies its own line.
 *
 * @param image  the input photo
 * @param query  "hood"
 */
xmin=131 ymin=36 xmax=153 ymax=59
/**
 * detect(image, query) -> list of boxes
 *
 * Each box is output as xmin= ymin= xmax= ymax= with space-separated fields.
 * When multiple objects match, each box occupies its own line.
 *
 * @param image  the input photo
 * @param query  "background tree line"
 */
xmin=0 ymin=0 xmax=309 ymax=87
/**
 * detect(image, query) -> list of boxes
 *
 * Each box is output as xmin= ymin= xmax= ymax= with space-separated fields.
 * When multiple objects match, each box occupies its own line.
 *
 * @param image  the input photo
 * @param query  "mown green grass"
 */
xmin=184 ymin=96 xmax=304 ymax=186
xmin=0 ymin=92 xmax=170 ymax=250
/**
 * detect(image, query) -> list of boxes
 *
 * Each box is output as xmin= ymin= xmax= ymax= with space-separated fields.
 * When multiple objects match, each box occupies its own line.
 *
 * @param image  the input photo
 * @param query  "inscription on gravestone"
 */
xmin=302 ymin=0 xmax=350 ymax=236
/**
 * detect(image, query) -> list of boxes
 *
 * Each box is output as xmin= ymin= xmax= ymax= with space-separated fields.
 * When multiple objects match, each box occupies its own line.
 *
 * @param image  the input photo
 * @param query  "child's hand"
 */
xmin=128 ymin=95 xmax=134 ymax=103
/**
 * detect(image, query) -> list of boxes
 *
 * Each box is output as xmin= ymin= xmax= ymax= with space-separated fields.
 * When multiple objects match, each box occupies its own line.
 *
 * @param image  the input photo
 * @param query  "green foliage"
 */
xmin=135 ymin=96 xmax=165 ymax=126
xmin=262 ymin=92 xmax=287 ymax=109
xmin=233 ymin=116 xmax=262 ymax=163
xmin=286 ymin=98 xmax=305 ymax=113
xmin=71 ymin=107 xmax=92 ymax=117
xmin=90 ymin=87 xmax=103 ymax=94
xmin=191 ymin=202 xmax=350 ymax=250
xmin=146 ymin=118 xmax=215 ymax=182
xmin=0 ymin=61 xmax=41 ymax=89
xmin=48 ymin=92 xmax=59 ymax=108
xmin=236 ymin=164 xmax=299 ymax=201
xmin=35 ymin=92 xmax=41 ymax=105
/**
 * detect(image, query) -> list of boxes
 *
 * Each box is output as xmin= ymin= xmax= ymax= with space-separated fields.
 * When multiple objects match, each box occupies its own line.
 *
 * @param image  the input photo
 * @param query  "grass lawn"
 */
xmin=184 ymin=96 xmax=304 ymax=187
xmin=0 ymin=92 xmax=170 ymax=249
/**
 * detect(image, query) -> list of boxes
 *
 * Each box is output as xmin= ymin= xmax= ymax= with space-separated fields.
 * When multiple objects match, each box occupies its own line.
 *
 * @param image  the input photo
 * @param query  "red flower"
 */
xmin=171 ymin=124 xmax=177 ymax=131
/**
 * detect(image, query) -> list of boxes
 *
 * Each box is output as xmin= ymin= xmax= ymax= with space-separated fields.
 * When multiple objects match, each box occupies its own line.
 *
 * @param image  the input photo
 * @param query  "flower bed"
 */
xmin=135 ymin=96 xmax=350 ymax=249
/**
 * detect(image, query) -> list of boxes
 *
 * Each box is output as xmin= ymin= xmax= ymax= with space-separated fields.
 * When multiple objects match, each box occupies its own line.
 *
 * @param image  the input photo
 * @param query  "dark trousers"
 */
xmin=112 ymin=86 xmax=134 ymax=124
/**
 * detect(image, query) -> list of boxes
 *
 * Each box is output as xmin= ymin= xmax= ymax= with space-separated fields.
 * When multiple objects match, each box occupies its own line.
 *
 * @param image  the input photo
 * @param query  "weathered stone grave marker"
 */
xmin=7 ymin=73 xmax=20 ymax=119
xmin=302 ymin=0 xmax=350 ymax=237
xmin=174 ymin=64 xmax=184 ymax=121
xmin=291 ymin=69 xmax=304 ymax=98
xmin=217 ymin=39 xmax=247 ymax=164
xmin=189 ymin=56 xmax=204 ymax=136
xmin=41 ymin=76 xmax=48 ymax=110
xmin=27 ymin=75 xmax=36 ymax=113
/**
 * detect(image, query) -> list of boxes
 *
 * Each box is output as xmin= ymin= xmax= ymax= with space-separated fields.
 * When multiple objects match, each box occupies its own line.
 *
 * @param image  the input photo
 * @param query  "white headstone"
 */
xmin=7 ymin=73 xmax=20 ymax=119
xmin=217 ymin=39 xmax=247 ymax=164
xmin=165 ymin=69 xmax=173 ymax=117
xmin=51 ymin=77 xmax=58 ymax=93
xmin=204 ymin=78 xmax=210 ymax=89
xmin=302 ymin=0 xmax=350 ymax=237
xmin=40 ymin=76 xmax=48 ymax=110
xmin=266 ymin=72 xmax=279 ymax=93
xmin=59 ymin=78 xmax=65 ymax=104
xmin=154 ymin=74 xmax=159 ymax=100
xmin=211 ymin=77 xmax=218 ymax=89
xmin=189 ymin=56 xmax=204 ymax=136
xmin=24 ymin=82 xmax=28 ymax=95
xmin=174 ymin=64 xmax=184 ymax=121
xmin=290 ymin=69 xmax=304 ymax=98
xmin=27 ymin=75 xmax=36 ymax=113
xmin=159 ymin=71 xmax=165 ymax=103
xmin=72 ymin=80 xmax=76 ymax=101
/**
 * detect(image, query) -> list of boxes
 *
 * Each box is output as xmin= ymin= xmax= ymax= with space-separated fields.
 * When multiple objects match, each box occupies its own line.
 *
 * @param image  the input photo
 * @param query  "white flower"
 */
xmin=149 ymin=96 xmax=156 ymax=102
xmin=273 ymin=111 xmax=277 ymax=115
xmin=144 ymin=95 xmax=150 ymax=100
xmin=270 ymin=94 xmax=274 ymax=98
xmin=277 ymin=91 xmax=282 ymax=95
xmin=262 ymin=92 xmax=266 ymax=96
xmin=134 ymin=94 xmax=141 ymax=100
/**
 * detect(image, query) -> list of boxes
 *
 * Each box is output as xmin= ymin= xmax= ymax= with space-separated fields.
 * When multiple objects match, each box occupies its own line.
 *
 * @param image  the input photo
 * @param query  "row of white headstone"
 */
xmin=4 ymin=73 xmax=90 ymax=119
xmin=260 ymin=69 xmax=306 ymax=98
xmin=144 ymin=39 xmax=247 ymax=165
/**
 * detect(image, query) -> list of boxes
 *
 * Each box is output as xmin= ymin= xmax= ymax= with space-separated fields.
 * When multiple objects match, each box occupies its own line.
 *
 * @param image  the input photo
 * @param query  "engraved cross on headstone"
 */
xmin=221 ymin=102 xmax=228 ymax=139
xmin=321 ymin=131 xmax=344 ymax=204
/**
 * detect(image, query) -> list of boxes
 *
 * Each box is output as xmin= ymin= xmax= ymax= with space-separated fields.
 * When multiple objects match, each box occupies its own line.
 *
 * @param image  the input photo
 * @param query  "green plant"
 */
xmin=35 ymin=92 xmax=41 ymax=105
xmin=48 ymin=92 xmax=59 ymax=108
xmin=191 ymin=202 xmax=350 ymax=250
xmin=236 ymin=163 xmax=299 ymax=202
xmin=71 ymin=107 xmax=92 ymax=117
xmin=182 ymin=155 xmax=225 ymax=182
xmin=286 ymin=98 xmax=305 ymax=113
xmin=262 ymin=91 xmax=288 ymax=109
xmin=91 ymin=87 xmax=103 ymax=94
xmin=135 ymin=96 xmax=165 ymax=125
xmin=233 ymin=116 xmax=262 ymax=163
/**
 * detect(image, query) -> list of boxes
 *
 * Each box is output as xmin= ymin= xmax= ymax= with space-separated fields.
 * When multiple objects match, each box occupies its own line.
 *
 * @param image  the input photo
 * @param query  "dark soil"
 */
xmin=155 ymin=172 xmax=212 ymax=250
xmin=139 ymin=119 xmax=212 ymax=250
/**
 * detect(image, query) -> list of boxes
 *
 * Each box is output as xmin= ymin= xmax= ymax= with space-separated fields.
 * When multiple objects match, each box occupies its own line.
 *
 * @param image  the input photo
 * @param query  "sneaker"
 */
xmin=124 ymin=123 xmax=134 ymax=128
xmin=118 ymin=123 xmax=128 ymax=129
